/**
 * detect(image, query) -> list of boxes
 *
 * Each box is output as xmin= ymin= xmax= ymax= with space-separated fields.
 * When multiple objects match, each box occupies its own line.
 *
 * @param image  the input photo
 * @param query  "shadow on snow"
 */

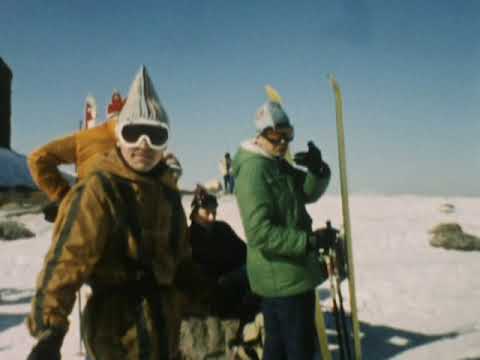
xmin=316 ymin=310 xmax=475 ymax=360
xmin=0 ymin=287 xmax=474 ymax=358
xmin=0 ymin=312 xmax=28 ymax=336
xmin=0 ymin=288 xmax=33 ymax=336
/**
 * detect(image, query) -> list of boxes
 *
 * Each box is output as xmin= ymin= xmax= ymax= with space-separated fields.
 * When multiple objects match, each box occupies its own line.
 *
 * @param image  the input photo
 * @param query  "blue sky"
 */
xmin=1 ymin=0 xmax=479 ymax=196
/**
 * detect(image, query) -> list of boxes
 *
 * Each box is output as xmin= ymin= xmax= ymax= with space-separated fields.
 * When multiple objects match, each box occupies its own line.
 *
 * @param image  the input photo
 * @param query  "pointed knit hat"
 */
xmin=254 ymin=85 xmax=292 ymax=133
xmin=118 ymin=65 xmax=169 ymax=129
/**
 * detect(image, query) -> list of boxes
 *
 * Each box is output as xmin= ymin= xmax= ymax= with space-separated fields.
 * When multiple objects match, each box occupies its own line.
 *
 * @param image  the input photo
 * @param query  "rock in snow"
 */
xmin=439 ymin=203 xmax=455 ymax=214
xmin=0 ymin=220 xmax=35 ymax=241
xmin=429 ymin=222 xmax=480 ymax=251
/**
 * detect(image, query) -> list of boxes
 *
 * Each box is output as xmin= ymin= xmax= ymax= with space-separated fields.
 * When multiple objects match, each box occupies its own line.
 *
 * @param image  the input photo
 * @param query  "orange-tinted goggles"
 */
xmin=261 ymin=127 xmax=294 ymax=145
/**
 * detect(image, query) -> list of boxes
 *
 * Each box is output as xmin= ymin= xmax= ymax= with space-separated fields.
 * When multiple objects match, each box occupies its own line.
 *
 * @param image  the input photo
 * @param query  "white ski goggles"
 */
xmin=118 ymin=122 xmax=169 ymax=151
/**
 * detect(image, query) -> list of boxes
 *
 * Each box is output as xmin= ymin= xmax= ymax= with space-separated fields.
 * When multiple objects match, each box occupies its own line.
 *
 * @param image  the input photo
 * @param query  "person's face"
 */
xmin=193 ymin=206 xmax=217 ymax=228
xmin=113 ymin=94 xmax=121 ymax=102
xmin=257 ymin=127 xmax=294 ymax=157
xmin=119 ymin=138 xmax=165 ymax=172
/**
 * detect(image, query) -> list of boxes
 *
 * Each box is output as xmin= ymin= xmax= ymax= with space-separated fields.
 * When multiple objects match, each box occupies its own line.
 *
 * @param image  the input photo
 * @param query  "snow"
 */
xmin=1 ymin=194 xmax=479 ymax=359
xmin=0 ymin=148 xmax=36 ymax=189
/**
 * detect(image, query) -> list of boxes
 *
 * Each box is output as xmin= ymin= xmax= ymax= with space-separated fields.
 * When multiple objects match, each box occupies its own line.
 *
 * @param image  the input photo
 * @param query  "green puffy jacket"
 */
xmin=232 ymin=140 xmax=330 ymax=297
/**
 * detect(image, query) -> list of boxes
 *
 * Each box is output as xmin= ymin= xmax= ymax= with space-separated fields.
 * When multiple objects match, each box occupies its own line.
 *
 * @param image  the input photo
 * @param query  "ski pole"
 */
xmin=315 ymin=289 xmax=332 ymax=360
xmin=327 ymin=252 xmax=346 ymax=360
xmin=333 ymin=247 xmax=353 ymax=360
xmin=76 ymin=112 xmax=86 ymax=357
xmin=327 ymin=220 xmax=353 ymax=360
xmin=77 ymin=289 xmax=85 ymax=356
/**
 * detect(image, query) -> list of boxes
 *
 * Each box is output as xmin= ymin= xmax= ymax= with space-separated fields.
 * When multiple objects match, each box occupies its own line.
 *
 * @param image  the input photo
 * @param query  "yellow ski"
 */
xmin=315 ymin=289 xmax=333 ymax=360
xmin=329 ymin=74 xmax=362 ymax=360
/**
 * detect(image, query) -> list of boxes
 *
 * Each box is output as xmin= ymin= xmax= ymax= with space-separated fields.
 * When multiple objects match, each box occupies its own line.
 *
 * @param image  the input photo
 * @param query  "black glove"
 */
xmin=27 ymin=328 xmax=65 ymax=360
xmin=307 ymin=222 xmax=339 ymax=253
xmin=335 ymin=235 xmax=349 ymax=281
xmin=294 ymin=141 xmax=329 ymax=176
xmin=42 ymin=201 xmax=59 ymax=223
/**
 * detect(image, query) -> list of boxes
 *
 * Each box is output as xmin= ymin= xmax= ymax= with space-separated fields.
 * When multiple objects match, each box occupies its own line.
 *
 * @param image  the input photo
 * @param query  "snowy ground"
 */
xmin=0 ymin=194 xmax=479 ymax=359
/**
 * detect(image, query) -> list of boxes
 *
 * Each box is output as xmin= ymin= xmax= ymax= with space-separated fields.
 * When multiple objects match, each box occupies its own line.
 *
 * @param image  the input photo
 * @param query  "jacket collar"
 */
xmin=90 ymin=148 xmax=166 ymax=186
xmin=240 ymin=138 xmax=275 ymax=160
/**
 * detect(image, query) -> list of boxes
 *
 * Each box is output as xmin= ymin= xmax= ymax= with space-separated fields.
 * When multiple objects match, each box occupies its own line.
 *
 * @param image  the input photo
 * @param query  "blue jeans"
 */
xmin=223 ymin=175 xmax=234 ymax=194
xmin=262 ymin=290 xmax=317 ymax=360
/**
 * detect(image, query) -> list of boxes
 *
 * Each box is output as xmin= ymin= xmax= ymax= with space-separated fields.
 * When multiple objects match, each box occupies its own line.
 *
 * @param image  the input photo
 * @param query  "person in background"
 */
xmin=106 ymin=89 xmax=126 ymax=119
xmin=84 ymin=95 xmax=97 ymax=129
xmin=26 ymin=65 xmax=199 ymax=360
xmin=188 ymin=185 xmax=260 ymax=348
xmin=232 ymin=92 xmax=335 ymax=360
xmin=189 ymin=185 xmax=245 ymax=281
xmin=219 ymin=152 xmax=234 ymax=194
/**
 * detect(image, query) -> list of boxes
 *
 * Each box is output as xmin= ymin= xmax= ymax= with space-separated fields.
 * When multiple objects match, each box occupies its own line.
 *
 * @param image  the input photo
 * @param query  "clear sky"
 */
xmin=1 ymin=0 xmax=479 ymax=196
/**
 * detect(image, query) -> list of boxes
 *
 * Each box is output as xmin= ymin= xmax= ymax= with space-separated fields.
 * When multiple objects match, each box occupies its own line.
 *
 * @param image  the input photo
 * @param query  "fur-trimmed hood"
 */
xmin=233 ymin=138 xmax=270 ymax=178
xmin=232 ymin=138 xmax=283 ymax=179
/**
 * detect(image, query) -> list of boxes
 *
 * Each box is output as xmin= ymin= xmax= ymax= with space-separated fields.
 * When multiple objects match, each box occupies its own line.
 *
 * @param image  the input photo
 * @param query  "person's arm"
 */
xmin=165 ymin=191 xmax=216 ymax=298
xmin=28 ymin=134 xmax=78 ymax=202
xmin=293 ymin=141 xmax=331 ymax=203
xmin=294 ymin=163 xmax=331 ymax=204
xmin=216 ymin=222 xmax=246 ymax=270
xmin=235 ymin=159 xmax=308 ymax=258
xmin=27 ymin=174 xmax=114 ymax=338
xmin=189 ymin=222 xmax=239 ymax=275
xmin=174 ymin=226 xmax=218 ymax=305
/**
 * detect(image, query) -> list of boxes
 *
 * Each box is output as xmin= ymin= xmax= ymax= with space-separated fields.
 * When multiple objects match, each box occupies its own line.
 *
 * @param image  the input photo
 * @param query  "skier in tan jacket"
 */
xmin=26 ymin=66 xmax=197 ymax=360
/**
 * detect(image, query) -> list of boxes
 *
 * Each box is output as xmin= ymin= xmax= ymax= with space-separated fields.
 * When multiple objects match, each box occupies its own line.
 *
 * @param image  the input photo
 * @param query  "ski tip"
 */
xmin=327 ymin=73 xmax=337 ymax=86
xmin=328 ymin=74 xmax=341 ymax=93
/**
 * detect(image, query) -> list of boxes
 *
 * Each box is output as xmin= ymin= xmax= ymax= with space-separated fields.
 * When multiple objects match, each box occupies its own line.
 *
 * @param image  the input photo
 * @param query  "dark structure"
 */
xmin=0 ymin=57 xmax=12 ymax=150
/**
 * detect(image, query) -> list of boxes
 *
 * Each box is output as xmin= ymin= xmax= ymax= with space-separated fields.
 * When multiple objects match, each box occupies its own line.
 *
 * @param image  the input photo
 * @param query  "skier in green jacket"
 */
xmin=232 ymin=93 xmax=336 ymax=360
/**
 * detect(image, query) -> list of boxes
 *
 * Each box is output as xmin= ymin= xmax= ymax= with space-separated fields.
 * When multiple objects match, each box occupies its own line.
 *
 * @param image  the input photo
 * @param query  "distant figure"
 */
xmin=106 ymin=89 xmax=126 ymax=118
xmin=84 ymin=94 xmax=97 ymax=129
xmin=219 ymin=152 xmax=234 ymax=194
